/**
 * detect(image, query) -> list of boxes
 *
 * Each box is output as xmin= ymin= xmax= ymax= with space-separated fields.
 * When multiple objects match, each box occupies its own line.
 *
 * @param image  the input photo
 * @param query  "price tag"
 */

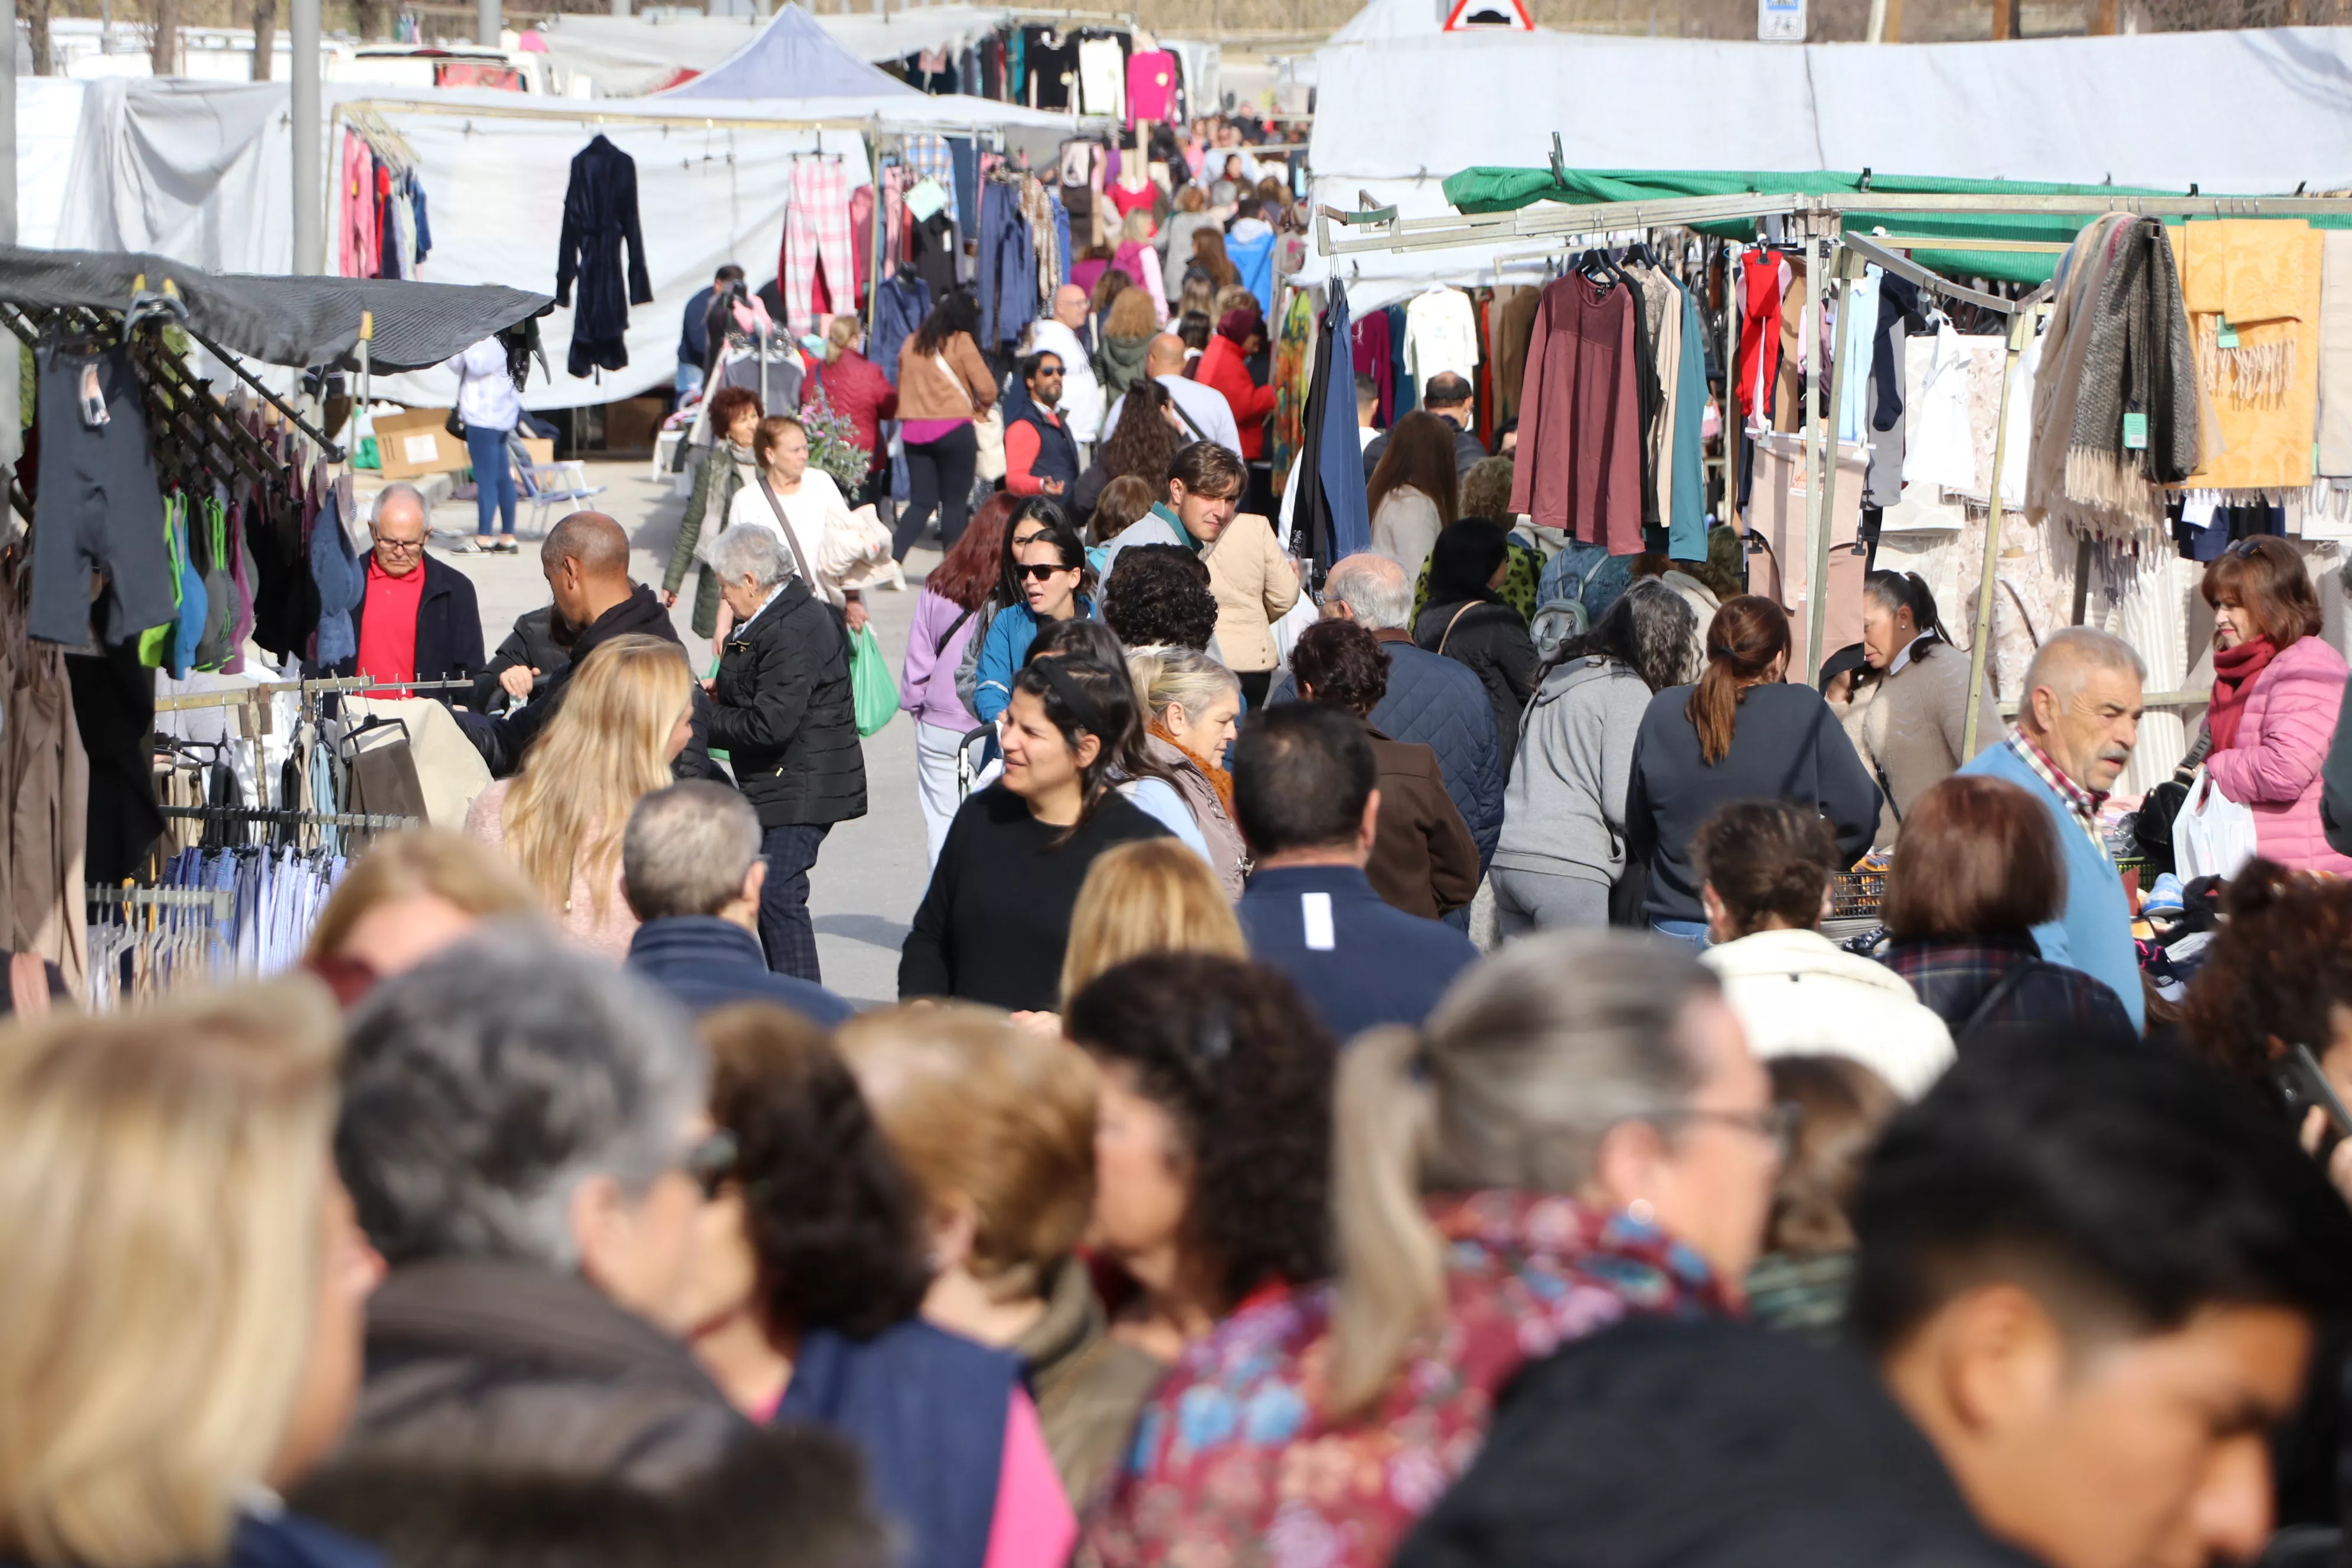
xmin=2122 ymin=411 xmax=2148 ymax=450
xmin=2216 ymin=318 xmax=2240 ymax=349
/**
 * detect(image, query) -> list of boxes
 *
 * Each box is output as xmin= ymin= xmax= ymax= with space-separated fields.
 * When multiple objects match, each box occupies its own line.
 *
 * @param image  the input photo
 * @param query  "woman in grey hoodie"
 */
xmin=1491 ymin=580 xmax=1698 ymax=935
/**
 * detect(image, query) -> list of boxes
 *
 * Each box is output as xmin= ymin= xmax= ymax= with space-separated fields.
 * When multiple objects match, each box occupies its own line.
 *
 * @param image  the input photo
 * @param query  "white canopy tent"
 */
xmin=535 ymin=6 xmax=1017 ymax=95
xmin=1299 ymin=24 xmax=2352 ymax=308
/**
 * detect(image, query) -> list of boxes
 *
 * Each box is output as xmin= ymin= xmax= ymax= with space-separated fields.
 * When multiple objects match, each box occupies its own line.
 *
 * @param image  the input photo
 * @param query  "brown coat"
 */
xmin=1364 ymin=720 xmax=1482 ymax=920
xmin=1019 ymin=1256 xmax=1169 ymax=1512
xmin=1146 ymin=734 xmax=1247 ymax=898
xmin=895 ymin=330 xmax=998 ymax=422
xmin=1203 ymin=512 xmax=1300 ymax=675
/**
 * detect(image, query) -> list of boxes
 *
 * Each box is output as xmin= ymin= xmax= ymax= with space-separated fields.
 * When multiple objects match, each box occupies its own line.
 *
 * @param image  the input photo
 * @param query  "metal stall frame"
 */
xmin=1319 ymin=187 xmax=2352 ymax=754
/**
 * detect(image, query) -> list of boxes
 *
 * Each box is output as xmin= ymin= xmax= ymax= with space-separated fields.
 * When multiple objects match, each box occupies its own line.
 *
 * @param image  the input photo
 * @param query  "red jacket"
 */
xmin=1194 ymin=335 xmax=1275 ymax=459
xmin=803 ymin=351 xmax=897 ymax=469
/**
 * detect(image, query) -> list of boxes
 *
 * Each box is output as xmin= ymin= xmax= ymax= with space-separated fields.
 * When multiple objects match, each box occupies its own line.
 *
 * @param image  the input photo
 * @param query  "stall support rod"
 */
xmin=476 ymin=0 xmax=499 ymax=47
xmin=290 ymin=0 xmax=320 ymax=275
xmin=186 ymin=328 xmax=346 ymax=460
xmin=1963 ymin=305 xmax=2040 ymax=757
xmin=0 ymin=0 xmax=17 ymax=489
xmin=1724 ymin=240 xmax=1741 ymax=535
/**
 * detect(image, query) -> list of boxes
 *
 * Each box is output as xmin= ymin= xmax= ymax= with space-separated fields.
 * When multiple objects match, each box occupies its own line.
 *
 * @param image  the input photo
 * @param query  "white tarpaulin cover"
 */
xmin=1303 ymin=25 xmax=2352 ymax=306
xmin=19 ymin=64 xmax=1087 ymax=407
xmin=1310 ymin=26 xmax=2352 ymax=191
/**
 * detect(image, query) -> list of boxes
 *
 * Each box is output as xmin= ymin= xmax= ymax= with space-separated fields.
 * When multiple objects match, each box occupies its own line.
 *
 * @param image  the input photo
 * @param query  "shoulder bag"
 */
xmin=1435 ymin=601 xmax=1478 ymax=657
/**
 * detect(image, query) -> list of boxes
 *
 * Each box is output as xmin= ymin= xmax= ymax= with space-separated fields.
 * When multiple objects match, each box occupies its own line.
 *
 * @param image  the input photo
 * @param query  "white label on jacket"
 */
xmin=1302 ymin=892 xmax=1335 ymax=951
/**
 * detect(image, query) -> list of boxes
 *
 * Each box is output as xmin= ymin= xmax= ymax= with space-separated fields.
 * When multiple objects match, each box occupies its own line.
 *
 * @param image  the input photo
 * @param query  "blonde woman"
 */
xmin=1060 ymin=838 xmax=1245 ymax=1005
xmin=1078 ymin=933 xmax=1773 ymax=1568
xmin=1124 ymin=651 xmax=1247 ymax=899
xmin=1096 ymin=287 xmax=1162 ymax=405
xmin=305 ymin=828 xmax=543 ymax=994
xmin=464 ymin=635 xmax=697 ymax=958
xmin=837 ymin=1004 xmax=1160 ymax=1510
xmin=0 ymin=978 xmax=378 ymax=1568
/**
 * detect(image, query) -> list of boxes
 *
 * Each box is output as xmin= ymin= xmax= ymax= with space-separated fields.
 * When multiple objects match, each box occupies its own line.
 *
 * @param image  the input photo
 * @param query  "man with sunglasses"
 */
xmin=341 ymin=482 xmax=482 ymax=701
xmin=1004 ymin=349 xmax=1082 ymax=501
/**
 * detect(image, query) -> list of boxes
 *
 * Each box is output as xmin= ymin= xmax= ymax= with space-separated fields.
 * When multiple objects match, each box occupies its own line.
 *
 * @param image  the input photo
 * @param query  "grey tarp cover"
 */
xmin=0 ymin=244 xmax=551 ymax=372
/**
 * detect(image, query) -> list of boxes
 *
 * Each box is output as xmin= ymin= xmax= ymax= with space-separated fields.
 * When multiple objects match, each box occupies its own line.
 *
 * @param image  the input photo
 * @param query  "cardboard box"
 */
xmin=601 ymin=396 xmax=668 ymax=455
xmin=375 ymin=407 xmax=471 ymax=480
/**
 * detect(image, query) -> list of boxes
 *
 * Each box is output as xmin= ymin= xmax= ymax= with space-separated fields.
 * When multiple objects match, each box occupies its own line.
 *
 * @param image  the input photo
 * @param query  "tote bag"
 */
xmin=2172 ymin=766 xmax=2259 ymax=883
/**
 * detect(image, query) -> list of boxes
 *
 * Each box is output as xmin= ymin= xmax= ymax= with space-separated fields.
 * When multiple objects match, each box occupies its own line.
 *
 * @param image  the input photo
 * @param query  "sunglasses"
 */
xmin=2223 ymin=537 xmax=2269 ymax=559
xmin=683 ymin=1129 xmax=739 ymax=1200
xmin=1018 ymin=561 xmax=1074 ymax=582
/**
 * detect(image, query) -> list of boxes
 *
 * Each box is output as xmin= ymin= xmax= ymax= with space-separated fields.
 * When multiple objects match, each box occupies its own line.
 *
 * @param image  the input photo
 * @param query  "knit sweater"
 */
xmin=1829 ymin=640 xmax=2000 ymax=848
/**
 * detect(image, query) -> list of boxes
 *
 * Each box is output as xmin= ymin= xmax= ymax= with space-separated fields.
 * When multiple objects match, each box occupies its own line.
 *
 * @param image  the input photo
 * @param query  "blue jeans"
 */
xmin=1649 ymin=918 xmax=1711 ymax=954
xmin=466 ymin=421 xmax=518 ymax=535
xmin=675 ymin=361 xmax=705 ymax=401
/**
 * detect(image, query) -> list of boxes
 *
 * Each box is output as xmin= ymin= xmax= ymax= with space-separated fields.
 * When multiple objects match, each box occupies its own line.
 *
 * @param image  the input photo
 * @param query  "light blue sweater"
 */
xmin=1957 ymin=740 xmax=2144 ymax=1031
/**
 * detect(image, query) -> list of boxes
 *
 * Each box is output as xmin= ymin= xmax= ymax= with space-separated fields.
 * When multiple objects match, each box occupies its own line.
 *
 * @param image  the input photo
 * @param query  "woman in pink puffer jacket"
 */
xmin=2201 ymin=537 xmax=2352 ymax=874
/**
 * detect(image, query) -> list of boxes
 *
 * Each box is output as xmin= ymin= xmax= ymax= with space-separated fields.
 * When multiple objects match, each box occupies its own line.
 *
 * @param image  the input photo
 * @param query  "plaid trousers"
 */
xmin=782 ymin=156 xmax=855 ymax=335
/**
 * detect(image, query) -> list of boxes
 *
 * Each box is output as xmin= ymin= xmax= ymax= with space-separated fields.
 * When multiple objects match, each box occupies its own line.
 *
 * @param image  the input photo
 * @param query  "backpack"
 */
xmin=1527 ymin=598 xmax=1590 ymax=667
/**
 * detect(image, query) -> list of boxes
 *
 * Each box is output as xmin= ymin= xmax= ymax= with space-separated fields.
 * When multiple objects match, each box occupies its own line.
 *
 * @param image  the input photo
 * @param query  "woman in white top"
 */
xmin=716 ymin=414 xmax=870 ymax=643
xmin=445 ymin=335 xmax=524 ymax=552
xmin=1365 ymin=410 xmax=1459 ymax=580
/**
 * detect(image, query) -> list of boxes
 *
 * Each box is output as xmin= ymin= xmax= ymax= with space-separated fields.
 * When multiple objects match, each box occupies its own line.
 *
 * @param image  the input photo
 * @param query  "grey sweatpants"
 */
xmin=1490 ymin=866 xmax=1612 ymax=937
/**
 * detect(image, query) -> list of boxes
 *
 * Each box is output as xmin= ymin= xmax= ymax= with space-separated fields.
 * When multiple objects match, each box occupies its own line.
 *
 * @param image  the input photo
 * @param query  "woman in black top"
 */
xmin=1413 ymin=518 xmax=1538 ymax=763
xmin=1625 ymin=594 xmax=1879 ymax=950
xmin=900 ymin=646 xmax=1170 ymax=1011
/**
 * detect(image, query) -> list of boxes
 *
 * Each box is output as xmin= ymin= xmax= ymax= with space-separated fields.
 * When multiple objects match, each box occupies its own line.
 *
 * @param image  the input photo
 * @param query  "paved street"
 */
xmin=376 ymin=459 xmax=936 ymax=1008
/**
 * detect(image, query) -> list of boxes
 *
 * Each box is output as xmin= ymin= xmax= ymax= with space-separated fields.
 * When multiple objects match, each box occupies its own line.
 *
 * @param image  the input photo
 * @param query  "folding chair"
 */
xmin=509 ymin=436 xmax=606 ymax=536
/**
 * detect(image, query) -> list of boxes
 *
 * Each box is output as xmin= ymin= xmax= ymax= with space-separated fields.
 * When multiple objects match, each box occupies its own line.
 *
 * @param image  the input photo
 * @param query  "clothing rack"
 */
xmin=158 ymin=805 xmax=419 ymax=831
xmin=85 ymin=883 xmax=235 ymax=918
xmin=1318 ymin=176 xmax=2352 ymax=756
xmin=152 ymin=674 xmax=476 ymax=717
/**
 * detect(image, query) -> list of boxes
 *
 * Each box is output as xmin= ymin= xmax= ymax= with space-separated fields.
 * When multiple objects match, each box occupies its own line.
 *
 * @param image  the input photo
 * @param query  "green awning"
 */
xmin=1439 ymin=166 xmax=2352 ymax=286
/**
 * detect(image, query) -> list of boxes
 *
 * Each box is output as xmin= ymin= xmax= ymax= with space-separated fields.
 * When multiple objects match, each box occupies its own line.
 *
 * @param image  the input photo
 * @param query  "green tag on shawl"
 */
xmin=2217 ymin=318 xmax=2240 ymax=349
xmin=2122 ymin=412 xmax=2149 ymax=450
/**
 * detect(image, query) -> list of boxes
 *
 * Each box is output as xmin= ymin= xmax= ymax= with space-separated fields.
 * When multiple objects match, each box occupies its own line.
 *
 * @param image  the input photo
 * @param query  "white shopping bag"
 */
xmin=2173 ymin=766 xmax=2260 ymax=883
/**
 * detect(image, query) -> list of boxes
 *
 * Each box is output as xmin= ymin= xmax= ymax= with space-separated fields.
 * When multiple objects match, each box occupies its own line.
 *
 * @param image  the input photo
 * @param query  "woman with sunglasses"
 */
xmin=901 ymin=648 xmax=1172 ymax=1012
xmin=972 ymin=503 xmax=1096 ymax=726
xmin=681 ymin=1002 xmax=1077 ymax=1568
xmin=2194 ymin=535 xmax=2352 ymax=873
xmin=1078 ymin=933 xmax=1776 ymax=1568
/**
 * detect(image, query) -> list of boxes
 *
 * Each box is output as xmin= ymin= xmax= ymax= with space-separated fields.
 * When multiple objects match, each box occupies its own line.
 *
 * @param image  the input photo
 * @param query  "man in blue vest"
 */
xmin=1002 ymin=349 xmax=1080 ymax=501
xmin=1956 ymin=627 xmax=2147 ymax=1031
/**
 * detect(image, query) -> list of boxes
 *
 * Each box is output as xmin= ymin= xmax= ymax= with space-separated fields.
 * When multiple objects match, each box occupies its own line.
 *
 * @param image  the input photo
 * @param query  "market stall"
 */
xmin=0 ymin=244 xmax=550 ymax=1009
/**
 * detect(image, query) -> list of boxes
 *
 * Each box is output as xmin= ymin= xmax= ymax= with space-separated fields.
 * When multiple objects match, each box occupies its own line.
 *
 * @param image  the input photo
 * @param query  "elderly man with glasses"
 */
xmin=341 ymin=482 xmax=484 ymax=700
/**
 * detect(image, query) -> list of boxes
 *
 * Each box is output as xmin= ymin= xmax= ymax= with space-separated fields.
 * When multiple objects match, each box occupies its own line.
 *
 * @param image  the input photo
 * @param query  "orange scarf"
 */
xmin=1151 ymin=721 xmax=1235 ymax=818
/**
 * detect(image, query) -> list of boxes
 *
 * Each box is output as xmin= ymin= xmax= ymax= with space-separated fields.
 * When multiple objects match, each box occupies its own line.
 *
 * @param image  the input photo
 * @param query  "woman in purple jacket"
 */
xmin=903 ymin=494 xmax=1021 ymax=864
xmin=2201 ymin=536 xmax=2352 ymax=874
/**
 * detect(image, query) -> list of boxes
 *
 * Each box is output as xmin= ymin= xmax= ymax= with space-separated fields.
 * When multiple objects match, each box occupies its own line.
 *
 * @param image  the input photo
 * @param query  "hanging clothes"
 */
xmin=780 ymin=155 xmax=856 ymax=337
xmin=872 ymin=272 xmax=931 ymax=390
xmin=339 ymin=133 xmax=378 ymax=279
xmin=1077 ymin=36 xmax=1125 ymax=119
xmin=1736 ymin=249 xmax=1787 ymax=424
xmin=1667 ymin=278 xmax=1710 ymax=561
xmin=1403 ymin=286 xmax=1480 ymax=387
xmin=1 ymin=552 xmax=91 ymax=998
xmin=977 ymin=178 xmax=1040 ymax=352
xmin=1835 ymin=271 xmax=1880 ymax=446
xmin=554 ymin=134 xmax=654 ymax=378
xmin=1492 ymin=285 xmax=1539 ymax=426
xmin=2178 ymin=218 xmax=2319 ymax=494
xmin=1353 ymin=310 xmax=1394 ymax=426
xmin=1270 ymin=290 xmax=1315 ymax=495
xmin=1125 ymin=48 xmax=1178 ymax=125
xmin=1295 ymin=285 xmax=1372 ymax=567
xmin=1510 ymin=271 xmax=1645 ymax=555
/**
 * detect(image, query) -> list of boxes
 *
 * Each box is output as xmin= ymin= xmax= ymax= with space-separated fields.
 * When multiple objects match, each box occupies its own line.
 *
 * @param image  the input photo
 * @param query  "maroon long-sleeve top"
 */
xmin=1507 ymin=273 xmax=1643 ymax=554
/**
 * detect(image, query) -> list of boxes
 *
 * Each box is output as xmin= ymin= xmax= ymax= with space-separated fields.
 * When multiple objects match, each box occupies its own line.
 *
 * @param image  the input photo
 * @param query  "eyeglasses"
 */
xmin=682 ymin=1128 xmax=739 ymax=1200
xmin=1017 ymin=561 xmax=1074 ymax=582
xmin=375 ymin=537 xmax=426 ymax=556
xmin=1650 ymin=1102 xmax=1802 ymax=1162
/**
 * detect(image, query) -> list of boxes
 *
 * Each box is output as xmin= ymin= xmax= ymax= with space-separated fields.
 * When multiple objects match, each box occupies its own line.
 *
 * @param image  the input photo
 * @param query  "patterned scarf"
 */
xmin=1150 ymin=720 xmax=1234 ymax=816
xmin=2208 ymin=636 xmax=2278 ymax=753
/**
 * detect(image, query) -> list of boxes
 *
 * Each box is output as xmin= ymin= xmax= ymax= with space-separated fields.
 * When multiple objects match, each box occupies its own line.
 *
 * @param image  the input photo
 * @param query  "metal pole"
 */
xmin=1723 ymin=239 xmax=1740 ymax=537
xmin=1800 ymin=236 xmax=1836 ymax=682
xmin=1962 ymin=305 xmax=2036 ymax=757
xmin=476 ymin=0 xmax=498 ymax=48
xmin=1805 ymin=247 xmax=1853 ymax=685
xmin=290 ymin=0 xmax=320 ymax=275
xmin=0 ymin=0 xmax=17 ymax=479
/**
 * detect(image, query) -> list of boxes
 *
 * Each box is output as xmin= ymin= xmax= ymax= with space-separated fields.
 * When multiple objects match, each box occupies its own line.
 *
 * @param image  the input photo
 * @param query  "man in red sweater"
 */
xmin=344 ymin=483 xmax=482 ymax=700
